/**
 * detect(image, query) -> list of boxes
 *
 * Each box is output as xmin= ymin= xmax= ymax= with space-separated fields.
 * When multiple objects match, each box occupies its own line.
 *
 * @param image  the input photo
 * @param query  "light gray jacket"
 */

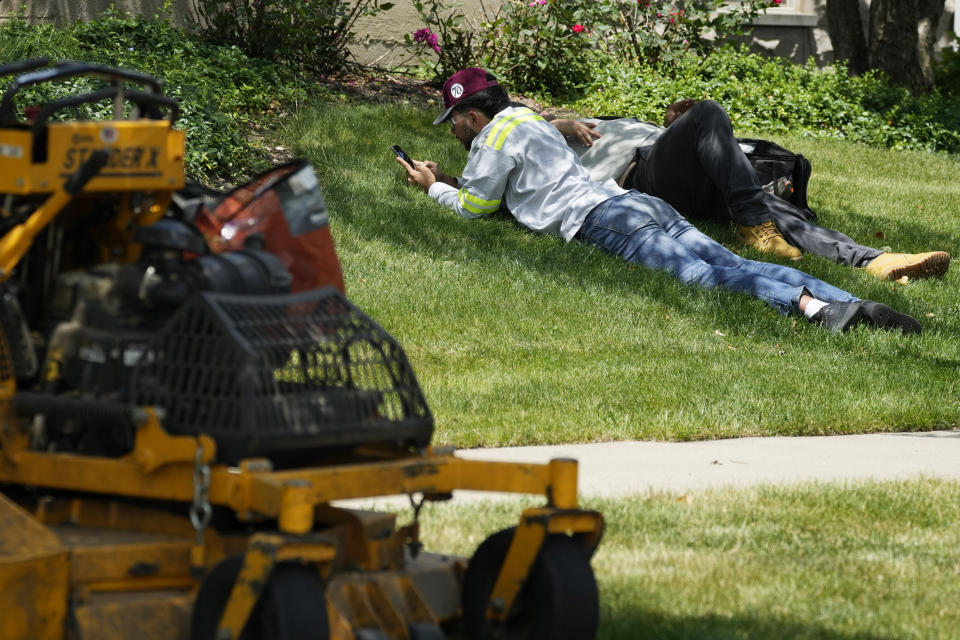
xmin=569 ymin=118 xmax=663 ymax=184
xmin=428 ymin=106 xmax=625 ymax=241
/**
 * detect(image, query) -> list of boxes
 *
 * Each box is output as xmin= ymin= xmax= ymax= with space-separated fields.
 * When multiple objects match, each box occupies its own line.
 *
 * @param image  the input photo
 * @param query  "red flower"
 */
xmin=571 ymin=24 xmax=585 ymax=33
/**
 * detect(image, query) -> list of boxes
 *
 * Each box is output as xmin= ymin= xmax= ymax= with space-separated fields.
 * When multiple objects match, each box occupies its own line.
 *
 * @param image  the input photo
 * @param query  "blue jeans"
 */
xmin=575 ymin=192 xmax=858 ymax=315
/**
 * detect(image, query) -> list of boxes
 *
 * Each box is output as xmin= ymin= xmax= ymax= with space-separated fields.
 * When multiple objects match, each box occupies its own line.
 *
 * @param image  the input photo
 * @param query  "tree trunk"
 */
xmin=868 ymin=0 xmax=945 ymax=92
xmin=825 ymin=0 xmax=868 ymax=74
xmin=915 ymin=0 xmax=945 ymax=90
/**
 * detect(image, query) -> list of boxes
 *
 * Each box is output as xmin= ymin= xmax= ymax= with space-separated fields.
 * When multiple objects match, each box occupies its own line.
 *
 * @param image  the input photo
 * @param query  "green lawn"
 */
xmin=284 ymin=101 xmax=960 ymax=448
xmin=410 ymin=478 xmax=960 ymax=640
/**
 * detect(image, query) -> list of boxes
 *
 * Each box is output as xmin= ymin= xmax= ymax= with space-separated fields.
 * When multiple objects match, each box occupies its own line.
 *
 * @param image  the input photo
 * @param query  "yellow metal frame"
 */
xmin=0 ymin=70 xmax=602 ymax=636
xmin=0 ymin=407 xmax=603 ymax=637
xmin=0 ymin=117 xmax=185 ymax=279
xmin=0 ymin=121 xmax=185 ymax=195
xmin=0 ymin=412 xmax=588 ymax=520
xmin=0 ymin=438 xmax=586 ymax=516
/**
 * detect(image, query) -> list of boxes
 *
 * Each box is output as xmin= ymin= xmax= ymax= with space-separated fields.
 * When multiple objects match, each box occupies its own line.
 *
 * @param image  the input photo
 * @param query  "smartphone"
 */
xmin=392 ymin=145 xmax=413 ymax=169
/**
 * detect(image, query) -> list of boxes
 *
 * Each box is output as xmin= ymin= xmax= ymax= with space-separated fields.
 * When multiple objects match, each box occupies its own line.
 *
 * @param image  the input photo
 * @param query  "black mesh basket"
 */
xmin=129 ymin=287 xmax=433 ymax=465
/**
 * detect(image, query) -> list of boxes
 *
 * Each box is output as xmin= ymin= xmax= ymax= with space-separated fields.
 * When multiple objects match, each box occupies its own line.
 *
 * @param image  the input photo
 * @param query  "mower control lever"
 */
xmin=64 ymin=149 xmax=109 ymax=195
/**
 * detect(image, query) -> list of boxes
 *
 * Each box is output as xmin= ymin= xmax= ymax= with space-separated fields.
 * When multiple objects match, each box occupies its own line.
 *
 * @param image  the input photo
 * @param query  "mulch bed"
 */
xmin=311 ymin=68 xmax=443 ymax=109
xmin=308 ymin=66 xmax=576 ymax=117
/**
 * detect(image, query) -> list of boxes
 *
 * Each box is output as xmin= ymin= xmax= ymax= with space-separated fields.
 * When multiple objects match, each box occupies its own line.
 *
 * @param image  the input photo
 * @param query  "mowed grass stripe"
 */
xmin=285 ymin=102 xmax=960 ymax=447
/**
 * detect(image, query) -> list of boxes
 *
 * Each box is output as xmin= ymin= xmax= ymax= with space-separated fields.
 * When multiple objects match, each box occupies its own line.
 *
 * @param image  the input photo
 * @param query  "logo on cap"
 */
xmin=450 ymin=83 xmax=464 ymax=99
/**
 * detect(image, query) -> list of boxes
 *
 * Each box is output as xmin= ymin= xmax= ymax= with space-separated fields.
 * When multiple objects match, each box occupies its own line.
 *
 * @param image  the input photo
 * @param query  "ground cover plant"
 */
xmin=285 ymin=101 xmax=960 ymax=448
xmin=0 ymin=12 xmax=305 ymax=182
xmin=190 ymin=0 xmax=394 ymax=73
xmin=407 ymin=478 xmax=960 ymax=639
xmin=564 ymin=48 xmax=960 ymax=155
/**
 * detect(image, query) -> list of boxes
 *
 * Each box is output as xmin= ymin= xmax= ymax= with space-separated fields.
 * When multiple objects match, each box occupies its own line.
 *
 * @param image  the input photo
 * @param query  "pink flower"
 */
xmin=571 ymin=24 xmax=585 ymax=33
xmin=413 ymin=28 xmax=441 ymax=53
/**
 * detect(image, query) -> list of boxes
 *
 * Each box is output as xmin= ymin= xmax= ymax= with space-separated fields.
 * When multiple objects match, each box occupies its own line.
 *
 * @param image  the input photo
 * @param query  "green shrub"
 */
xmin=189 ymin=0 xmax=393 ymax=73
xmin=0 ymin=11 xmax=304 ymax=181
xmin=567 ymin=47 xmax=960 ymax=154
xmin=404 ymin=0 xmax=778 ymax=98
xmin=480 ymin=0 xmax=602 ymax=97
xmin=581 ymin=0 xmax=777 ymax=67
xmin=404 ymin=0 xmax=599 ymax=95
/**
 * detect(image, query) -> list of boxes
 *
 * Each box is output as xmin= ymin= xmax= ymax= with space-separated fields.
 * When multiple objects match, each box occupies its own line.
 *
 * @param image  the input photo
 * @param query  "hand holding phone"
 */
xmin=392 ymin=145 xmax=413 ymax=169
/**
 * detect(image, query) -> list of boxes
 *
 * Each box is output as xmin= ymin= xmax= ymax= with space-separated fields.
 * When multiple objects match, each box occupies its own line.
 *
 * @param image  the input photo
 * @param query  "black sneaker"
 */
xmin=860 ymin=301 xmax=922 ymax=334
xmin=811 ymin=301 xmax=866 ymax=333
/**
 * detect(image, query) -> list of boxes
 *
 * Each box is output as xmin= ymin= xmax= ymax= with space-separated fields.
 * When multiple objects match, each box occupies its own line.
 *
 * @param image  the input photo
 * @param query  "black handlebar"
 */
xmin=0 ymin=58 xmax=52 ymax=80
xmin=31 ymin=86 xmax=180 ymax=131
xmin=0 ymin=59 xmax=168 ymax=127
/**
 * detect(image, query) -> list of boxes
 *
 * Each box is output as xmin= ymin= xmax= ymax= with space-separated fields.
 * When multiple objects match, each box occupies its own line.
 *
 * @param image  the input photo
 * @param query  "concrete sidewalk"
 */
xmin=335 ymin=431 xmax=960 ymax=509
xmin=456 ymin=430 xmax=960 ymax=497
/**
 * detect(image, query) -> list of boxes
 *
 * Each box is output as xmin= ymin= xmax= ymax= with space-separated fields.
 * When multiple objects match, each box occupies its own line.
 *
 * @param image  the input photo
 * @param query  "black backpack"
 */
xmin=737 ymin=138 xmax=817 ymax=222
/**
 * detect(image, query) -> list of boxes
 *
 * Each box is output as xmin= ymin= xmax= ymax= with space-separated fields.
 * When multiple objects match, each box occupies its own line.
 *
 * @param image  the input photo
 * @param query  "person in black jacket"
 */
xmin=550 ymin=100 xmax=950 ymax=282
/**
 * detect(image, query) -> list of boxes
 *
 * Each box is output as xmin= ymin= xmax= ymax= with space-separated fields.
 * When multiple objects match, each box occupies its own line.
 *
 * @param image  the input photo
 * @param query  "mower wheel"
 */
xmin=461 ymin=527 xmax=598 ymax=640
xmin=190 ymin=554 xmax=329 ymax=640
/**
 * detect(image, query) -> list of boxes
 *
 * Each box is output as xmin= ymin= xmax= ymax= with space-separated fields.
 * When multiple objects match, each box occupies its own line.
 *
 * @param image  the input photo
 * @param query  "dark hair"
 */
xmin=451 ymin=83 xmax=511 ymax=120
xmin=664 ymin=98 xmax=699 ymax=127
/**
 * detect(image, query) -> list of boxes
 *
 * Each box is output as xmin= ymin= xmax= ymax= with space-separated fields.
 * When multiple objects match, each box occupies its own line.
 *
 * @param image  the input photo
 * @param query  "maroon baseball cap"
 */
xmin=432 ymin=68 xmax=500 ymax=125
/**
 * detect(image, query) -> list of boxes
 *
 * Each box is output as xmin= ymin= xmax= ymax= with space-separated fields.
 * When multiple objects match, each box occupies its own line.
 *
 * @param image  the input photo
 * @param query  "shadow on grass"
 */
xmin=811 ymin=203 xmax=958 ymax=262
xmin=600 ymin=609 xmax=897 ymax=640
xmin=334 ymin=173 xmax=948 ymax=342
xmin=294 ymin=101 xmax=954 ymax=340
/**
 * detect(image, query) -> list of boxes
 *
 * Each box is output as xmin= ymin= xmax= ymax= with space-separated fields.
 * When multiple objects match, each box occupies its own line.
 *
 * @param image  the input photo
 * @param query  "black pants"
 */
xmin=630 ymin=100 xmax=882 ymax=268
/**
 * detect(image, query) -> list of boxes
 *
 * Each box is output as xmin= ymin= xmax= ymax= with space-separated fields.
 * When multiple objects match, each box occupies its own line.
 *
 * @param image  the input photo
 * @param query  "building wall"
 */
xmin=0 ymin=0 xmax=195 ymax=24
xmin=749 ymin=0 xmax=958 ymax=65
xmin=1 ymin=0 xmax=957 ymax=67
xmin=348 ymin=0 xmax=960 ymax=67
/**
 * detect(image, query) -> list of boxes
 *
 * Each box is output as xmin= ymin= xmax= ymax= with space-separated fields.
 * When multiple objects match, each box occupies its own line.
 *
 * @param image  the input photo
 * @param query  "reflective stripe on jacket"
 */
xmin=429 ymin=106 xmax=626 ymax=241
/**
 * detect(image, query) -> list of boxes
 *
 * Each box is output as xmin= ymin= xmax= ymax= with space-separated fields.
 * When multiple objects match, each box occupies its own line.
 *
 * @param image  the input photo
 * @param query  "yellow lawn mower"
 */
xmin=0 ymin=59 xmax=604 ymax=640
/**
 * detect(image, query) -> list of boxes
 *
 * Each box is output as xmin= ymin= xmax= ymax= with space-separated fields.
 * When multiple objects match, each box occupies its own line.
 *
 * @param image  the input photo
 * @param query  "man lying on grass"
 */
xmin=396 ymin=68 xmax=922 ymax=334
xmin=547 ymin=100 xmax=950 ymax=280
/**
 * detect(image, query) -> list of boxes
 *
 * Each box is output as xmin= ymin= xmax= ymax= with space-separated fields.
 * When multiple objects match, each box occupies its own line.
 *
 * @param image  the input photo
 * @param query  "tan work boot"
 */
xmin=864 ymin=251 xmax=951 ymax=281
xmin=736 ymin=221 xmax=802 ymax=260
